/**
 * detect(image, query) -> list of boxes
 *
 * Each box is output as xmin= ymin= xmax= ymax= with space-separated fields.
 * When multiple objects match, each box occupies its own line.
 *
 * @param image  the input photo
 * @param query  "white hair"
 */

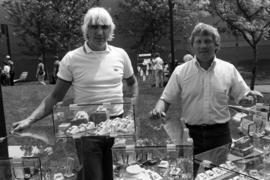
xmin=81 ymin=7 xmax=115 ymax=41
xmin=183 ymin=54 xmax=193 ymax=62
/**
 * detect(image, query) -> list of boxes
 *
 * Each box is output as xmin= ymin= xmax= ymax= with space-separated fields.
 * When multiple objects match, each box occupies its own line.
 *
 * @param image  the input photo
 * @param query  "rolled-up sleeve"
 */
xmin=161 ymin=68 xmax=182 ymax=104
xmin=230 ymin=66 xmax=250 ymax=103
xmin=122 ymin=49 xmax=134 ymax=79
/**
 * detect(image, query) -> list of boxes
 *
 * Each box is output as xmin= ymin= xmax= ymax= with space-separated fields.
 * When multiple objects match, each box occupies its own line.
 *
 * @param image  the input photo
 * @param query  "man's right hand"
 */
xmin=149 ymin=108 xmax=166 ymax=120
xmin=12 ymin=119 xmax=32 ymax=133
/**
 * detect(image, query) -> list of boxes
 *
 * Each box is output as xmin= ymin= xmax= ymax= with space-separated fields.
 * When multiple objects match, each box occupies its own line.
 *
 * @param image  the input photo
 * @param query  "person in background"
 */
xmin=36 ymin=56 xmax=46 ymax=85
xmin=150 ymin=22 xmax=262 ymax=155
xmin=148 ymin=57 xmax=154 ymax=81
xmin=183 ymin=53 xmax=193 ymax=63
xmin=175 ymin=58 xmax=182 ymax=66
xmin=12 ymin=7 xmax=138 ymax=180
xmin=152 ymin=52 xmax=164 ymax=88
xmin=163 ymin=62 xmax=170 ymax=86
xmin=52 ymin=56 xmax=60 ymax=84
xmin=2 ymin=60 xmax=10 ymax=86
xmin=6 ymin=55 xmax=15 ymax=86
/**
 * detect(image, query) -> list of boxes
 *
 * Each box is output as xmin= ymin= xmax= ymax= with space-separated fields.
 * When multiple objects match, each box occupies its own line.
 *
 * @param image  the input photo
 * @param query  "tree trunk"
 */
xmin=168 ymin=0 xmax=175 ymax=74
xmin=250 ymin=46 xmax=258 ymax=90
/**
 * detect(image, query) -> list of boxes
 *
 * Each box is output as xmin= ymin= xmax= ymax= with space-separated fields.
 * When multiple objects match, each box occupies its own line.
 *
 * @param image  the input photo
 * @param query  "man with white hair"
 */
xmin=12 ymin=7 xmax=138 ymax=180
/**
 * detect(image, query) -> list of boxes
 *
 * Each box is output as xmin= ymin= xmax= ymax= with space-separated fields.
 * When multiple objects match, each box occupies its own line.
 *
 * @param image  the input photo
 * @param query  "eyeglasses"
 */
xmin=89 ymin=25 xmax=110 ymax=30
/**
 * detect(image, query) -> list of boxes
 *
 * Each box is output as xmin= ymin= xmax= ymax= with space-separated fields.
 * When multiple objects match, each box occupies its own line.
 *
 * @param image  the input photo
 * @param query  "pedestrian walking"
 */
xmin=152 ymin=52 xmax=164 ymax=88
xmin=36 ymin=56 xmax=46 ymax=85
xmin=6 ymin=55 xmax=15 ymax=86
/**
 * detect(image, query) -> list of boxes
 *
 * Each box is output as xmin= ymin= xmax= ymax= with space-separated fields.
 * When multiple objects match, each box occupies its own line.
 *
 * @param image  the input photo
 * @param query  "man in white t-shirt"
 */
xmin=12 ymin=7 xmax=138 ymax=180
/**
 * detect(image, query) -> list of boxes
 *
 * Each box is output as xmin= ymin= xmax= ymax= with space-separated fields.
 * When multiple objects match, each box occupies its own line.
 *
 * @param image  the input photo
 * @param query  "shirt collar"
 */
xmin=194 ymin=56 xmax=217 ymax=72
xmin=83 ymin=41 xmax=111 ymax=54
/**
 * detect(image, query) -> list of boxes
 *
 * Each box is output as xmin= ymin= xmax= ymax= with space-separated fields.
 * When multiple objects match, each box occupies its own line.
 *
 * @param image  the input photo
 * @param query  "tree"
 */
xmin=1 ymin=0 xmax=99 ymax=60
xmin=116 ymin=0 xmax=209 ymax=54
xmin=115 ymin=0 xmax=170 ymax=53
xmin=207 ymin=0 xmax=270 ymax=90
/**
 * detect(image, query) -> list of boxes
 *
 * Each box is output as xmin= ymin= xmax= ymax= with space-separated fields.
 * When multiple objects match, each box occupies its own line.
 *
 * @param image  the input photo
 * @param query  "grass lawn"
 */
xmin=2 ymin=72 xmax=270 ymax=145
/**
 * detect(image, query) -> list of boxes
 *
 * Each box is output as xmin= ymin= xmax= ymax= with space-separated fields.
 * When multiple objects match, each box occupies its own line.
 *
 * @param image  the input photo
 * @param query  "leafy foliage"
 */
xmin=1 ymin=0 xmax=99 ymax=57
xmin=206 ymin=0 xmax=270 ymax=89
xmin=116 ymin=0 xmax=170 ymax=52
xmin=116 ymin=0 xmax=209 ymax=53
xmin=209 ymin=0 xmax=270 ymax=47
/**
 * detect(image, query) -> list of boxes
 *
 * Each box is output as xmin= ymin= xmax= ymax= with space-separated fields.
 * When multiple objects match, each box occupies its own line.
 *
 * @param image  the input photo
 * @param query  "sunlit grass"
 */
xmin=2 ymin=74 xmax=270 ymax=145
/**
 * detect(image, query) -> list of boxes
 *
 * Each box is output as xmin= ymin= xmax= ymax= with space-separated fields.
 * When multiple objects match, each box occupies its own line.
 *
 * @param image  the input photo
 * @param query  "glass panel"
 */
xmin=53 ymin=101 xmax=135 ymax=138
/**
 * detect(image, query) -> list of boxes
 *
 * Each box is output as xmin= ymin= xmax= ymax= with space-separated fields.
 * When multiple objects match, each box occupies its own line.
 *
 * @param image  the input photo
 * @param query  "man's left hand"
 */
xmin=239 ymin=90 xmax=263 ymax=107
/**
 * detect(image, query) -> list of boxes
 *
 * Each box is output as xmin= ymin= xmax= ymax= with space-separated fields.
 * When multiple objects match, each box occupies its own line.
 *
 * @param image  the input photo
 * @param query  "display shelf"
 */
xmin=112 ymin=144 xmax=193 ymax=180
xmin=52 ymin=101 xmax=136 ymax=138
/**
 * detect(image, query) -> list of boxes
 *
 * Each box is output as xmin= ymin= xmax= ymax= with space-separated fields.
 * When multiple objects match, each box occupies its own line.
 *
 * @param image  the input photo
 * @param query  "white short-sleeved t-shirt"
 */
xmin=58 ymin=43 xmax=134 ymax=116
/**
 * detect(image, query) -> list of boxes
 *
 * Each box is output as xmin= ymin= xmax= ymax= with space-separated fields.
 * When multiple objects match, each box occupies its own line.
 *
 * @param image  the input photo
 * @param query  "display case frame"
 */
xmin=194 ymin=142 xmax=270 ymax=180
xmin=112 ymin=144 xmax=193 ymax=180
xmin=52 ymin=101 xmax=136 ymax=139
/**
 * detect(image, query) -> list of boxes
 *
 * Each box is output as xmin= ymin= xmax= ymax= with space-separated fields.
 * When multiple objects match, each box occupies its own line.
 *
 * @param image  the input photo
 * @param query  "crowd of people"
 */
xmin=138 ymin=52 xmax=194 ymax=88
xmin=9 ymin=6 xmax=264 ymax=180
xmin=1 ymin=54 xmax=60 ymax=86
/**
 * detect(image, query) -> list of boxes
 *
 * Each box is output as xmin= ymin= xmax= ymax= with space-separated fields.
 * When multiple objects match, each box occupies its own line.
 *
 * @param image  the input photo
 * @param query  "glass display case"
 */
xmin=112 ymin=144 xmax=193 ymax=180
xmin=8 ymin=128 xmax=81 ymax=180
xmin=52 ymin=101 xmax=136 ymax=139
xmin=0 ymin=157 xmax=41 ymax=180
xmin=194 ymin=136 xmax=270 ymax=180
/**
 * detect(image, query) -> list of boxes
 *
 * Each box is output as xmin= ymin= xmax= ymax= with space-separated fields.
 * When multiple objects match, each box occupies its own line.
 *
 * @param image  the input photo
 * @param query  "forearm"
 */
xmin=125 ymin=75 xmax=139 ymax=112
xmin=129 ymin=78 xmax=138 ymax=106
xmin=155 ymin=99 xmax=170 ymax=113
xmin=28 ymin=95 xmax=61 ymax=124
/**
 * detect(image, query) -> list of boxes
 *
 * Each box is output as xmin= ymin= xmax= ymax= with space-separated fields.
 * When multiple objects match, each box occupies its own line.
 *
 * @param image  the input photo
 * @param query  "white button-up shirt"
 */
xmin=161 ymin=57 xmax=250 ymax=125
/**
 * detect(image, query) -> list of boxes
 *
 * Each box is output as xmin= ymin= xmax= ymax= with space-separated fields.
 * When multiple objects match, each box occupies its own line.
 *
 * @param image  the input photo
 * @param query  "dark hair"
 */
xmin=154 ymin=52 xmax=160 ymax=57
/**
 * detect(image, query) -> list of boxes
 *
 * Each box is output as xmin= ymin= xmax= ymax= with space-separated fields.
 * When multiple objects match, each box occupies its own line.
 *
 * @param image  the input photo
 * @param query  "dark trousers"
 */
xmin=75 ymin=136 xmax=114 ymax=180
xmin=186 ymin=122 xmax=232 ymax=155
xmin=186 ymin=122 xmax=232 ymax=177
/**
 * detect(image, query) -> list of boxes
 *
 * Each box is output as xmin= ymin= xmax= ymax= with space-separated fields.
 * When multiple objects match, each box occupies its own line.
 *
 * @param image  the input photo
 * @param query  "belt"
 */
xmin=185 ymin=122 xmax=229 ymax=130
